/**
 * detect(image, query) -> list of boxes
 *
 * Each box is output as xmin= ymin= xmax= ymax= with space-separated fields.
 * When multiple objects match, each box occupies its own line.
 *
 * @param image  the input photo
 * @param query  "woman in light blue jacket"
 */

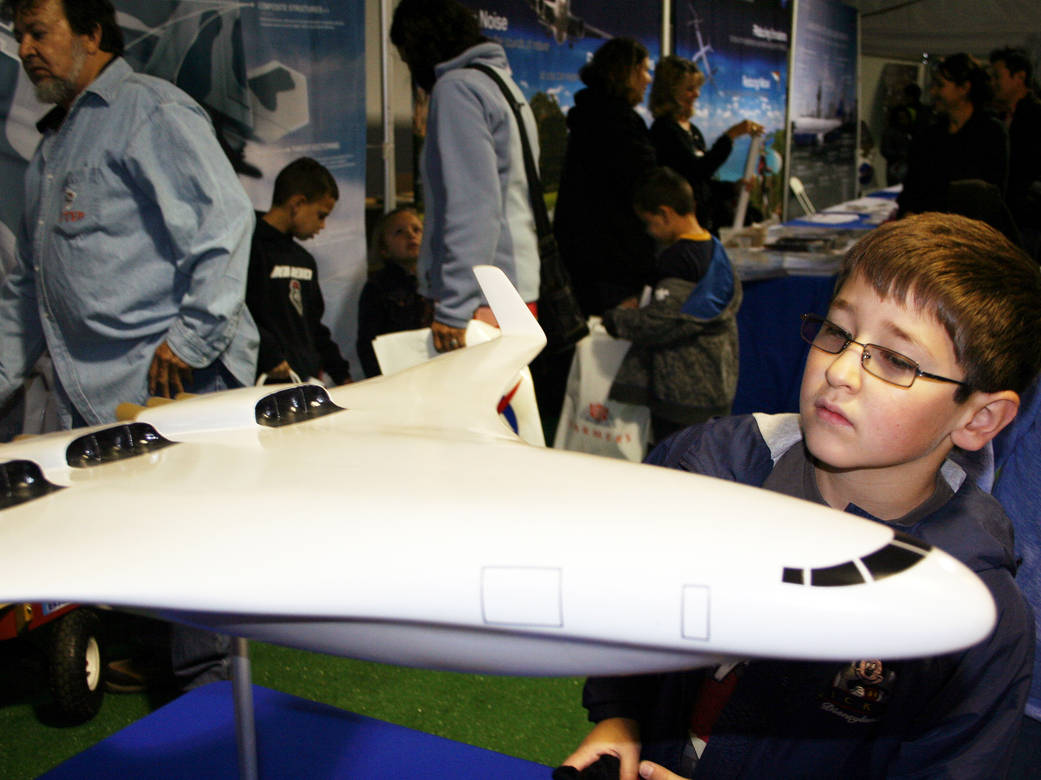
xmin=390 ymin=0 xmax=539 ymax=353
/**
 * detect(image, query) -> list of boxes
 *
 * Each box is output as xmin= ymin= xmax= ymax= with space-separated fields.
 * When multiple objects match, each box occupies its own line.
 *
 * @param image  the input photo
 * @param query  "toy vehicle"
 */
xmin=0 ymin=602 xmax=103 ymax=723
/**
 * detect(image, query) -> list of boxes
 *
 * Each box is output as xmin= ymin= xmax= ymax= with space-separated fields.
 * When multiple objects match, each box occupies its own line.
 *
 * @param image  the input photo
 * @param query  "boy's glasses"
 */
xmin=800 ymin=314 xmax=969 ymax=389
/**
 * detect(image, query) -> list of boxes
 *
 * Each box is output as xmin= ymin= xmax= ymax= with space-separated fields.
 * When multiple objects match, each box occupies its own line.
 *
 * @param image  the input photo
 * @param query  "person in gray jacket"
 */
xmin=390 ymin=0 xmax=539 ymax=353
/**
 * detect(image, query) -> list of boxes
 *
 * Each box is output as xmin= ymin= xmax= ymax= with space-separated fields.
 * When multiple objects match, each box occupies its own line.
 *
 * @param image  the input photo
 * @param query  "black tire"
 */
xmin=48 ymin=608 xmax=104 ymax=723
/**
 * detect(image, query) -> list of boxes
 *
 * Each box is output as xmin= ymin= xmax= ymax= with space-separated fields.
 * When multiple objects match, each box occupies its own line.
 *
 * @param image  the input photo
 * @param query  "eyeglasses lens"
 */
xmin=802 ymin=316 xmax=846 ymax=352
xmin=862 ymin=345 xmax=916 ymax=387
xmin=801 ymin=316 xmax=917 ymax=387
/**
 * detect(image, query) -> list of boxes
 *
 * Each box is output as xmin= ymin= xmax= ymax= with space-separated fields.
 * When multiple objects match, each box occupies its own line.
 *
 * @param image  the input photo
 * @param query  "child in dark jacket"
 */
xmin=603 ymin=167 xmax=741 ymax=442
xmin=561 ymin=213 xmax=1041 ymax=780
xmin=356 ymin=207 xmax=432 ymax=377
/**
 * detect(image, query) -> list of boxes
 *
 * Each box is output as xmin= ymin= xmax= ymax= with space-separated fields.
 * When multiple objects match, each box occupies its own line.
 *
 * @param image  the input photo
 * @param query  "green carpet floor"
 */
xmin=0 ymin=638 xmax=591 ymax=779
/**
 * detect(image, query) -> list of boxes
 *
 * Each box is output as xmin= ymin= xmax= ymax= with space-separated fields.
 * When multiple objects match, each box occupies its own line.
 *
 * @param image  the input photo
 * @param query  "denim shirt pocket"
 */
xmin=53 ymin=167 xmax=105 ymax=240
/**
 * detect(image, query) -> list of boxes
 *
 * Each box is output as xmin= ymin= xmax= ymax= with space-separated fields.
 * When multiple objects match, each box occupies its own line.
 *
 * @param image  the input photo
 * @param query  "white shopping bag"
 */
xmin=552 ymin=319 xmax=651 ymax=462
xmin=371 ymin=321 xmax=544 ymax=447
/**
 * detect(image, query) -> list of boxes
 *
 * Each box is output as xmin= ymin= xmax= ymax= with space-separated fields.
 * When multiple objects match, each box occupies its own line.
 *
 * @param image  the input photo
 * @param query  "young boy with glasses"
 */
xmin=559 ymin=213 xmax=1041 ymax=780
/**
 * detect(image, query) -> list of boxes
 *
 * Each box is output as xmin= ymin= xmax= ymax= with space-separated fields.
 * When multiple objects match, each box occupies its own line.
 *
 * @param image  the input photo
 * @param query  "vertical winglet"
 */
xmin=474 ymin=265 xmax=546 ymax=344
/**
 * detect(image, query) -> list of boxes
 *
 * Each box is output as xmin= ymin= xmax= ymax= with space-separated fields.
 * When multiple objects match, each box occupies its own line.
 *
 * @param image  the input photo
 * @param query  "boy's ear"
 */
xmin=950 ymin=390 xmax=1020 ymax=451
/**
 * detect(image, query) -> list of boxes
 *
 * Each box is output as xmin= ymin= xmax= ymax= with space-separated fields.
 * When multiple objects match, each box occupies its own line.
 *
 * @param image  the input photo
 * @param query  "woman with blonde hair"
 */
xmin=649 ymin=55 xmax=761 ymax=231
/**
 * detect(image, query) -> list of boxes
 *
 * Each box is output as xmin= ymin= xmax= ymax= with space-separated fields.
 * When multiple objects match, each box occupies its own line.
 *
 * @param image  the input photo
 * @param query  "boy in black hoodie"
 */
xmin=247 ymin=157 xmax=352 ymax=385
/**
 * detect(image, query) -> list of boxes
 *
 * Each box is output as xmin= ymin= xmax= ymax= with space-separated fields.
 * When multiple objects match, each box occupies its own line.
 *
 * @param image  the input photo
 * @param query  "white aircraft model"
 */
xmin=0 ymin=267 xmax=995 ymax=679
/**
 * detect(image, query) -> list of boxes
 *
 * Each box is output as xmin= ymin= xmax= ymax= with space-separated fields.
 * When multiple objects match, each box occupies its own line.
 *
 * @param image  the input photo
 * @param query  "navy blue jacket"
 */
xmin=584 ymin=414 xmax=1033 ymax=779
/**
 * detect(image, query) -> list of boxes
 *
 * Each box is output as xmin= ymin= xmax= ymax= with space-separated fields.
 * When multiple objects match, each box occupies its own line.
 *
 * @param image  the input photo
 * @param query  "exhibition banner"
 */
xmin=674 ymin=0 xmax=792 ymax=222
xmin=0 ymin=0 xmax=366 ymax=374
xmin=787 ymin=0 xmax=859 ymax=216
xmin=468 ymin=0 xmax=663 ymax=193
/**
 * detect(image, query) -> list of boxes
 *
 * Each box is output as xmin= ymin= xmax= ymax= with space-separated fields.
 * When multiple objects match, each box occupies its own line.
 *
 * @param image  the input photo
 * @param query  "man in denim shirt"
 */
xmin=0 ymin=0 xmax=257 ymax=692
xmin=0 ymin=0 xmax=257 ymax=429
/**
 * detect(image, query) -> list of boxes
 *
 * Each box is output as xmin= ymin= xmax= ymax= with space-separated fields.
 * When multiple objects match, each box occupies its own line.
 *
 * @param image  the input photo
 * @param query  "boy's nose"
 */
xmin=824 ymin=344 xmax=864 ymax=389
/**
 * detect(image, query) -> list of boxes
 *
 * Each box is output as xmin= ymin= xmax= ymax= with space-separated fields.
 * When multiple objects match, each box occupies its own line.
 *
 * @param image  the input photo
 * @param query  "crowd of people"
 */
xmin=887 ymin=48 xmax=1041 ymax=261
xmin=1 ymin=1 xmax=1040 ymax=778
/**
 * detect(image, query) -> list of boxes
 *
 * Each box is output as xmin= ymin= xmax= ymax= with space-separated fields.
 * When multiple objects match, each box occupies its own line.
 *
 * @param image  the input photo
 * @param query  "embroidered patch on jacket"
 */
xmin=61 ymin=187 xmax=84 ymax=222
xmin=289 ymin=279 xmax=304 ymax=317
xmin=819 ymin=659 xmax=896 ymax=724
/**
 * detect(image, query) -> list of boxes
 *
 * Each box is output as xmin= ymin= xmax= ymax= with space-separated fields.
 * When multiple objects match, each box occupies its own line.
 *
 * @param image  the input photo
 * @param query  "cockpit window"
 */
xmin=810 ymin=561 xmax=864 ymax=587
xmin=783 ymin=533 xmax=932 ymax=587
xmin=861 ymin=543 xmax=923 ymax=581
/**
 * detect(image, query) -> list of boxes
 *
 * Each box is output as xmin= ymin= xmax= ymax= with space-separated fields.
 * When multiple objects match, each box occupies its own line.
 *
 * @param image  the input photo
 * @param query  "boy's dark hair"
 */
xmin=649 ymin=55 xmax=703 ymax=120
xmin=271 ymin=157 xmax=338 ymax=208
xmin=935 ymin=53 xmax=991 ymax=109
xmin=633 ymin=167 xmax=696 ymax=217
xmin=390 ymin=0 xmax=485 ymax=93
xmin=580 ymin=37 xmax=649 ymax=102
xmin=2 ymin=0 xmax=124 ymax=56
xmin=989 ymin=46 xmax=1033 ymax=83
xmin=836 ymin=213 xmax=1041 ymax=401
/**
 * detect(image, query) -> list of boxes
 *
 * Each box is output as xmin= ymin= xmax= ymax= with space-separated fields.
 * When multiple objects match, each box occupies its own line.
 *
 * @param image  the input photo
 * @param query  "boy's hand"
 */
xmin=560 ymin=717 xmax=641 ymax=780
xmin=638 ymin=761 xmax=685 ymax=780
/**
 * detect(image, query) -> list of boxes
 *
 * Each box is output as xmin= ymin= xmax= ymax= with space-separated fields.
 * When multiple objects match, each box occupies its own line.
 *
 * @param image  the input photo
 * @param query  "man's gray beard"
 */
xmin=33 ymin=41 xmax=86 ymax=105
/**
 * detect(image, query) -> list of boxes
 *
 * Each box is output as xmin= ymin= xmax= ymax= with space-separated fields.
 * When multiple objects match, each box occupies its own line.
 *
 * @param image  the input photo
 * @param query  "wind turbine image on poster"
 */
xmin=686 ymin=3 xmax=717 ymax=88
xmin=528 ymin=0 xmax=610 ymax=45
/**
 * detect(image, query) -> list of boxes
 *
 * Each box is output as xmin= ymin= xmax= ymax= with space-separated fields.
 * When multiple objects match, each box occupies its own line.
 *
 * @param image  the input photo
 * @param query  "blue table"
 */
xmin=728 ymin=190 xmax=898 ymax=415
xmin=41 ymin=682 xmax=552 ymax=779
xmin=732 ymin=273 xmax=837 ymax=416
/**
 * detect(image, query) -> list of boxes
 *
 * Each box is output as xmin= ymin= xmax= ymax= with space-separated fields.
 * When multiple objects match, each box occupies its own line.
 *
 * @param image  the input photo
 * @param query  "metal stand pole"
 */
xmin=232 ymin=636 xmax=259 ymax=780
xmin=380 ymin=0 xmax=396 ymax=212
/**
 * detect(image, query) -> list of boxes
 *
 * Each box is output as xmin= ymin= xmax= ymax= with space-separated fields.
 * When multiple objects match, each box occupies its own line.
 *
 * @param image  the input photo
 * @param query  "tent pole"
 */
xmin=380 ymin=0 xmax=396 ymax=213
xmin=662 ymin=0 xmax=672 ymax=55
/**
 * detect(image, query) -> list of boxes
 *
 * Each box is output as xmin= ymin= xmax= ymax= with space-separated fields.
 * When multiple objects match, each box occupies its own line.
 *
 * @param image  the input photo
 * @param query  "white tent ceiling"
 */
xmin=848 ymin=0 xmax=1041 ymax=61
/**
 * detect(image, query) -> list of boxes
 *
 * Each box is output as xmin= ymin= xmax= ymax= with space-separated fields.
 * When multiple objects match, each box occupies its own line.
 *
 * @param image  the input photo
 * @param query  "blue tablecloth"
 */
xmin=41 ymin=682 xmax=551 ymax=779
xmin=733 ymin=274 xmax=837 ymax=415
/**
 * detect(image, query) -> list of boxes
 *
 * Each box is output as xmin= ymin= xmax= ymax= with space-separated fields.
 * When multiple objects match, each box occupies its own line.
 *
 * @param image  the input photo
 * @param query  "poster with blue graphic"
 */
xmin=674 ymin=0 xmax=792 ymax=222
xmin=787 ymin=0 xmax=858 ymax=215
xmin=470 ymin=1 xmax=663 ymax=193
xmin=0 ymin=0 xmax=366 ymax=375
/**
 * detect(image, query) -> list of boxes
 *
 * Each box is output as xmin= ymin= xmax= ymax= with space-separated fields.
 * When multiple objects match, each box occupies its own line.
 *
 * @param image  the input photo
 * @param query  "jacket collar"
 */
xmin=36 ymin=56 xmax=129 ymax=133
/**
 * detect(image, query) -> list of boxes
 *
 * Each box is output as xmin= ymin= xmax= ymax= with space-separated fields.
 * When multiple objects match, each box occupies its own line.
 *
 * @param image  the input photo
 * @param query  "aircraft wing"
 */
xmin=0 ymin=268 xmax=996 ymax=676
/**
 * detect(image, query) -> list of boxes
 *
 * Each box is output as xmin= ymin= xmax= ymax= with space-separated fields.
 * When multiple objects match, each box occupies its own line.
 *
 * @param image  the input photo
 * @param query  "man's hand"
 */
xmin=149 ymin=341 xmax=193 ymax=398
xmin=560 ymin=718 xmax=642 ymax=780
xmin=431 ymin=319 xmax=467 ymax=352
